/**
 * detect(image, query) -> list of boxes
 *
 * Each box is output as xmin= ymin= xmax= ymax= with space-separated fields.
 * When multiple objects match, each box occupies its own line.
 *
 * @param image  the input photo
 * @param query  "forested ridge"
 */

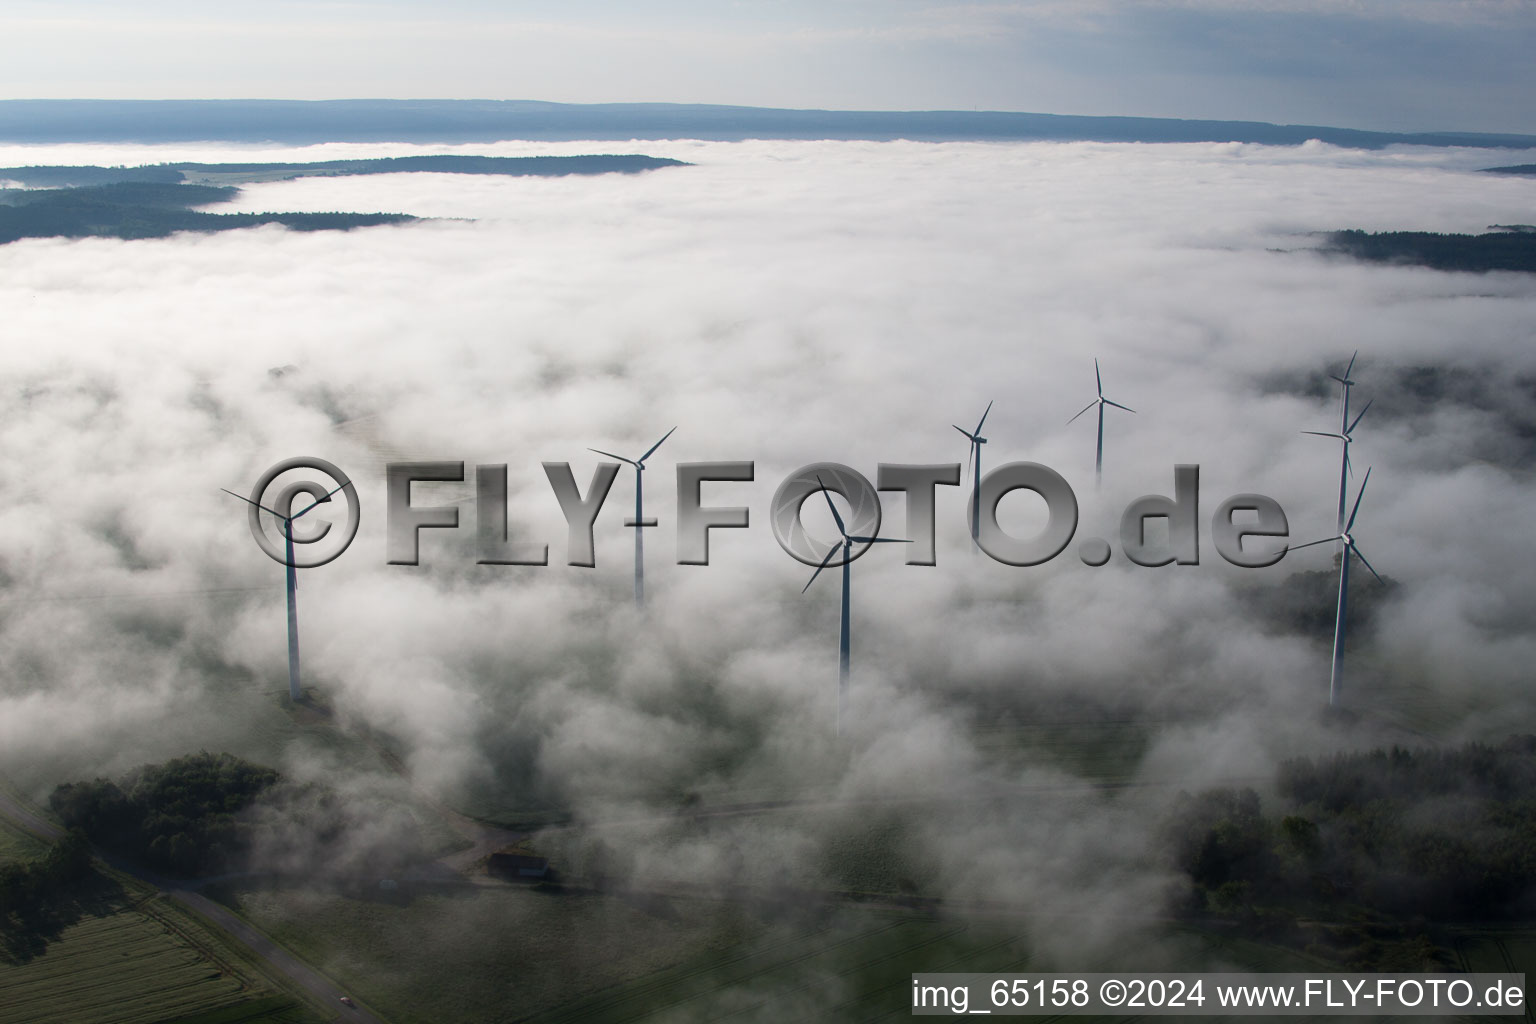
xmin=0 ymin=182 xmax=414 ymax=244
xmin=1324 ymin=228 xmax=1536 ymax=273
xmin=1168 ymin=738 xmax=1536 ymax=966
xmin=1172 ymin=737 xmax=1536 ymax=919
xmin=0 ymin=153 xmax=688 ymax=188
xmin=0 ymin=154 xmax=687 ymax=243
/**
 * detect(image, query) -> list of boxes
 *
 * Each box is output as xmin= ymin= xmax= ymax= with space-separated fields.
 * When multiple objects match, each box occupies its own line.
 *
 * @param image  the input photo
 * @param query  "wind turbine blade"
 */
xmin=1347 ymin=399 xmax=1373 ymax=434
xmin=1067 ymin=401 xmax=1097 ymax=425
xmin=815 ymin=475 xmax=847 ymax=537
xmin=1345 ymin=449 xmax=1352 ymax=478
xmin=1329 ymin=374 xmax=1350 ymax=386
xmin=1095 ymin=358 xmax=1103 ymax=397
xmin=974 ymin=399 xmax=993 ymax=435
xmin=801 ymin=543 xmax=841 ymax=593
xmin=222 ymin=488 xmax=284 ymax=519
xmin=588 ymin=448 xmax=639 ymax=467
xmin=291 ymin=482 xmax=347 ymax=521
xmin=1103 ymin=399 xmax=1135 ymax=413
xmin=1287 ymin=536 xmax=1341 ymax=552
xmin=1301 ymin=431 xmax=1346 ymax=439
xmin=1350 ymin=543 xmax=1384 ymax=584
xmin=1346 ymin=467 xmax=1372 ymax=532
xmin=847 ymin=536 xmax=912 ymax=544
xmin=953 ymin=424 xmax=976 ymax=441
xmin=1344 ymin=350 xmax=1357 ymax=380
xmin=638 ymin=425 xmax=677 ymax=464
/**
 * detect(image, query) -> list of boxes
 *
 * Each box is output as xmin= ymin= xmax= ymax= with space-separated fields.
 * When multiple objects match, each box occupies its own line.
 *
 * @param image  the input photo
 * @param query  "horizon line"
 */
xmin=1 ymin=99 xmax=1533 ymax=149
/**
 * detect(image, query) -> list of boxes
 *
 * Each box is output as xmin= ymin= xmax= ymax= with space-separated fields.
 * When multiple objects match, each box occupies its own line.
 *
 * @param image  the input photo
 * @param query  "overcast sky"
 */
xmin=2 ymin=0 xmax=1534 ymax=134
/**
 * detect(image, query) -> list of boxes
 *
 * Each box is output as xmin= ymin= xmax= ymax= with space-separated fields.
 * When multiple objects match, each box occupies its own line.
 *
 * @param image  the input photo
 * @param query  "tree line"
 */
xmin=1325 ymin=229 xmax=1536 ymax=274
xmin=0 ymin=829 xmax=92 ymax=925
xmin=49 ymin=751 xmax=279 ymax=877
xmin=1167 ymin=736 xmax=1536 ymax=923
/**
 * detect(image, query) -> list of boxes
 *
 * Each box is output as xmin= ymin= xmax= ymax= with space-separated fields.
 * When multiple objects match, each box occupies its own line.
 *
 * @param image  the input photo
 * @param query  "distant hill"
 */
xmin=0 ymin=181 xmax=238 ymax=209
xmin=1482 ymin=164 xmax=1536 ymax=175
xmin=2 ymin=99 xmax=1534 ymax=148
xmin=0 ymin=181 xmax=414 ymax=244
xmin=0 ymin=153 xmax=688 ymax=244
xmin=0 ymin=153 xmax=689 ymax=189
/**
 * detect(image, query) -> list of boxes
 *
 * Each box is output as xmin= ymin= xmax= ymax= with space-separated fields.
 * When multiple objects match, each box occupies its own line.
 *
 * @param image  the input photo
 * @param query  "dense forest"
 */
xmin=49 ymin=752 xmax=279 ymax=877
xmin=1168 ymin=736 xmax=1536 ymax=965
xmin=0 ymin=164 xmax=185 ymax=187
xmin=0 ymin=182 xmax=414 ymax=244
xmin=1324 ymin=228 xmax=1536 ymax=273
xmin=0 ymin=181 xmax=237 ymax=208
xmin=48 ymin=751 xmax=431 ymax=881
xmin=0 ymin=154 xmax=688 ymax=188
xmin=1238 ymin=562 xmax=1396 ymax=639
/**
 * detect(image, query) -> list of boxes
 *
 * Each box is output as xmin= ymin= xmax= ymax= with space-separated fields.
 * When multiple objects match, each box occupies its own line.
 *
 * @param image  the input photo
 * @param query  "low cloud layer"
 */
xmin=2 ymin=137 xmax=1535 ymax=963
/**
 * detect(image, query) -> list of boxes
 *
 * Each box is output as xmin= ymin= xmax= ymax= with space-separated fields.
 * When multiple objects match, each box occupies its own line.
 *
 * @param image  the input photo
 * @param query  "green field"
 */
xmin=521 ymin=805 xmax=948 ymax=897
xmin=526 ymin=911 xmax=1017 ymax=1023
xmin=0 ymin=875 xmax=332 ymax=1024
xmin=0 ymin=816 xmax=48 ymax=865
xmin=0 ymin=797 xmax=328 ymax=1024
xmin=159 ymin=994 xmax=321 ymax=1024
xmin=971 ymin=720 xmax=1153 ymax=781
xmin=0 ymin=894 xmax=257 ymax=1024
xmin=221 ymin=873 xmax=1514 ymax=1024
xmin=214 ymin=881 xmax=756 ymax=1024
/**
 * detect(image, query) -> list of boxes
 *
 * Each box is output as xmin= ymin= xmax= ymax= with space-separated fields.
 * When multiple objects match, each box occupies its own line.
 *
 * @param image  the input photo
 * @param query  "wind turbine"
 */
xmin=1289 ymin=467 xmax=1384 ymax=707
xmin=1067 ymin=358 xmax=1135 ymax=486
xmin=222 ymin=483 xmax=344 ymax=703
xmin=1303 ymin=351 xmax=1370 ymax=534
xmin=954 ymin=401 xmax=992 ymax=549
xmin=801 ymin=477 xmax=910 ymax=734
xmin=590 ymin=426 xmax=676 ymax=606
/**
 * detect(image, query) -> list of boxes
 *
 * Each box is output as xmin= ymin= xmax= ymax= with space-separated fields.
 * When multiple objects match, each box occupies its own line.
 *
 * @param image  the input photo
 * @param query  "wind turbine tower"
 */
xmin=223 ymin=483 xmax=344 ymax=702
xmin=1290 ymin=468 xmax=1384 ymax=706
xmin=1067 ymin=358 xmax=1135 ymax=487
xmin=801 ymin=478 xmax=910 ymax=734
xmin=954 ymin=401 xmax=992 ymax=550
xmin=590 ymin=426 xmax=676 ymax=606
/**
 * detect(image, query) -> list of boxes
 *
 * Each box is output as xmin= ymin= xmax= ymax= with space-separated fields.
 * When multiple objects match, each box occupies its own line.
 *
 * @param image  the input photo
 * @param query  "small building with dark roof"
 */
xmin=488 ymin=852 xmax=550 ymax=881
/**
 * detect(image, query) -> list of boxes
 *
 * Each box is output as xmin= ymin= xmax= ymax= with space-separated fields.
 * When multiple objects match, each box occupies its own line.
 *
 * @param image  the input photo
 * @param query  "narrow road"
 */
xmin=0 ymin=787 xmax=385 ymax=1024
xmin=163 ymin=886 xmax=387 ymax=1024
